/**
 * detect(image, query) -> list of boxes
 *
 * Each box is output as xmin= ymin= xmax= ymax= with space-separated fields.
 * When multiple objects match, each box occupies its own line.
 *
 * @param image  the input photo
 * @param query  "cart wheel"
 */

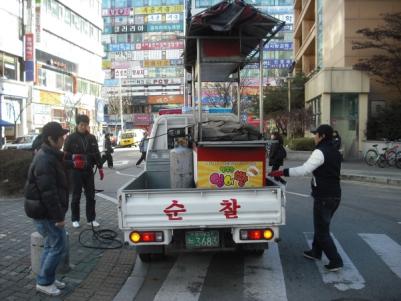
xmin=139 ymin=253 xmax=152 ymax=262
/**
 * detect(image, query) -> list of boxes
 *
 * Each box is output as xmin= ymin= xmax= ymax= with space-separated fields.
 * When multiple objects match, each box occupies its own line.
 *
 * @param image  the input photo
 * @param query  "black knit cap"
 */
xmin=311 ymin=124 xmax=333 ymax=140
xmin=42 ymin=122 xmax=69 ymax=139
xmin=76 ymin=114 xmax=90 ymax=124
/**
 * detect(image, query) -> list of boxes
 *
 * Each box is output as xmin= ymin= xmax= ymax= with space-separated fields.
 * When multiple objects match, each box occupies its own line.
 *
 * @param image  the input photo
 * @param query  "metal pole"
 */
xmin=259 ymin=41 xmax=264 ymax=134
xmin=191 ymin=66 xmax=195 ymax=108
xmin=119 ymin=79 xmax=123 ymax=132
xmin=287 ymin=75 xmax=291 ymax=137
xmin=196 ymin=38 xmax=202 ymax=140
xmin=237 ymin=69 xmax=241 ymax=122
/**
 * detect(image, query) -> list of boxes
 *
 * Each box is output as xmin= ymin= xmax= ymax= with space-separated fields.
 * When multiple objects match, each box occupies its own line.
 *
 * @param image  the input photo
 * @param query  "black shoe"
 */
xmin=324 ymin=261 xmax=343 ymax=272
xmin=303 ymin=250 xmax=322 ymax=260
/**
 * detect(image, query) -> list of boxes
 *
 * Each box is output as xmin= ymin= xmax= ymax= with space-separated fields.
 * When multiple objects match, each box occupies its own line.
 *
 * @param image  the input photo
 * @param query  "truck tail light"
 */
xmin=129 ymin=231 xmax=164 ymax=243
xmin=240 ymin=229 xmax=274 ymax=241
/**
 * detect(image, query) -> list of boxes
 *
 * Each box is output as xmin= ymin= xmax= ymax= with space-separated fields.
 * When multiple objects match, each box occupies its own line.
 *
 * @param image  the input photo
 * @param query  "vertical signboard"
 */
xmin=24 ymin=33 xmax=35 ymax=82
xmin=35 ymin=0 xmax=41 ymax=43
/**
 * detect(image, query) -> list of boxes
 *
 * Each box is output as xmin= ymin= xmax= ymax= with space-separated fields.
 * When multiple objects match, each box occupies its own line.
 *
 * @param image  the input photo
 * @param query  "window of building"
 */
xmin=38 ymin=68 xmax=47 ymax=86
xmin=277 ymin=0 xmax=292 ymax=5
xmin=1 ymin=54 xmax=18 ymax=80
xmin=115 ymin=0 xmax=127 ymax=8
xmin=102 ymin=0 xmax=112 ymax=9
xmin=132 ymin=0 xmax=145 ymax=7
xmin=148 ymin=0 xmax=162 ymax=5
xmin=52 ymin=109 xmax=65 ymax=123
xmin=309 ymin=97 xmax=321 ymax=129
xmin=56 ymin=73 xmax=64 ymax=90
xmin=51 ymin=0 xmax=60 ymax=18
xmin=64 ymin=8 xmax=71 ymax=25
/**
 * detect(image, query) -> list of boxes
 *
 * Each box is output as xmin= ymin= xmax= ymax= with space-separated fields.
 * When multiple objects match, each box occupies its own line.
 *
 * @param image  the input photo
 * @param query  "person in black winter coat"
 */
xmin=24 ymin=122 xmax=69 ymax=296
xmin=102 ymin=133 xmax=114 ymax=168
xmin=63 ymin=114 xmax=104 ymax=228
xmin=268 ymin=132 xmax=286 ymax=184
xmin=332 ymin=130 xmax=342 ymax=151
xmin=269 ymin=124 xmax=343 ymax=272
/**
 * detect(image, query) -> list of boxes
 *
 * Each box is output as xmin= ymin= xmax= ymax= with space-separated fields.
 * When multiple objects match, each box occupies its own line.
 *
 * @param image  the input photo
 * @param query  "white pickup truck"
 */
xmin=117 ymin=113 xmax=285 ymax=261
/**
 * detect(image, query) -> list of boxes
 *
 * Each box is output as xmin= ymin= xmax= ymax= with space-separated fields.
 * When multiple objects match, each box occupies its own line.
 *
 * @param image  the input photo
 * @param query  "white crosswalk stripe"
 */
xmin=153 ymin=253 xmax=212 ymax=301
xmin=243 ymin=243 xmax=288 ymax=301
xmin=304 ymin=232 xmax=366 ymax=291
xmin=359 ymin=233 xmax=401 ymax=279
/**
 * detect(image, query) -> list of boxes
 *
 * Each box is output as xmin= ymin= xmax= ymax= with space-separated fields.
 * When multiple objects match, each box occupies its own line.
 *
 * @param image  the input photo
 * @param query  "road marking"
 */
xmin=286 ymin=191 xmax=310 ymax=198
xmin=244 ymin=243 xmax=288 ymax=301
xmin=304 ymin=232 xmax=365 ymax=291
xmin=96 ymin=193 xmax=118 ymax=204
xmin=113 ymin=160 xmax=130 ymax=166
xmin=116 ymin=171 xmax=137 ymax=177
xmin=113 ymin=259 xmax=149 ymax=301
xmin=153 ymin=253 xmax=212 ymax=301
xmin=359 ymin=233 xmax=401 ymax=279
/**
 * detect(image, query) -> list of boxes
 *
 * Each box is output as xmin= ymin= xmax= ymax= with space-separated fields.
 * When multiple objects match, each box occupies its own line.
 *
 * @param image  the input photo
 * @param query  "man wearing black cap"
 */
xmin=269 ymin=124 xmax=343 ymax=272
xmin=63 ymin=114 xmax=104 ymax=228
xmin=24 ymin=122 xmax=70 ymax=296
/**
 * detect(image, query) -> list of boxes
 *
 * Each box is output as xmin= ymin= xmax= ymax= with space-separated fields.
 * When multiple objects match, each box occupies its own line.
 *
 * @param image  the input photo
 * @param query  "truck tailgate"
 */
xmin=118 ymin=187 xmax=285 ymax=230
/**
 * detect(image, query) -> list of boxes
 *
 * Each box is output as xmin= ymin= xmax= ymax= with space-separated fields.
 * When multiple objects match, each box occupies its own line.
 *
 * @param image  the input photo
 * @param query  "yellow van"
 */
xmin=119 ymin=130 xmax=135 ymax=147
xmin=119 ymin=130 xmax=143 ymax=147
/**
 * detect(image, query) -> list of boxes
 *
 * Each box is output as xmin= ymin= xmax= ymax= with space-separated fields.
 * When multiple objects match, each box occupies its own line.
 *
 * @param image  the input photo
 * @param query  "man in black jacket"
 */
xmin=64 ymin=114 xmax=104 ymax=228
xmin=24 ymin=122 xmax=70 ymax=296
xmin=269 ymin=124 xmax=343 ymax=272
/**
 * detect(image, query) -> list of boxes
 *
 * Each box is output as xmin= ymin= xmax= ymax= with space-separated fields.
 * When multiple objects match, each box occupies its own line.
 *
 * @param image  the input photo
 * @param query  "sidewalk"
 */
xmin=285 ymin=158 xmax=401 ymax=187
xmin=0 ymin=197 xmax=136 ymax=301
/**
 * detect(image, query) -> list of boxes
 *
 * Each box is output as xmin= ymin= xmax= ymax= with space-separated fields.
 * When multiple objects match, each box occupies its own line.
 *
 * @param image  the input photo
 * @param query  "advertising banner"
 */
xmin=135 ymin=41 xmax=184 ymax=50
xmin=265 ymin=42 xmax=293 ymax=51
xmin=197 ymin=161 xmax=264 ymax=189
xmin=144 ymin=60 xmax=170 ymax=67
xmin=147 ymin=23 xmax=183 ymax=32
xmin=39 ymin=91 xmax=61 ymax=105
xmin=105 ymin=7 xmax=131 ymax=16
xmin=114 ymin=68 xmax=146 ymax=79
xmin=135 ymin=5 xmax=184 ymax=14
xmin=122 ymin=77 xmax=183 ymax=86
xmin=24 ymin=33 xmax=35 ymax=82
xmin=148 ymin=95 xmax=184 ymax=104
xmin=113 ymin=24 xmax=146 ymax=33
xmin=133 ymin=113 xmax=152 ymax=125
xmin=32 ymin=103 xmax=51 ymax=126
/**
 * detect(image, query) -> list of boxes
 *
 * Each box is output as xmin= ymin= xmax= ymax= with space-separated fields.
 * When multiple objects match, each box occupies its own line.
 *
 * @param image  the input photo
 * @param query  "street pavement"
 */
xmin=0 ymin=148 xmax=400 ymax=300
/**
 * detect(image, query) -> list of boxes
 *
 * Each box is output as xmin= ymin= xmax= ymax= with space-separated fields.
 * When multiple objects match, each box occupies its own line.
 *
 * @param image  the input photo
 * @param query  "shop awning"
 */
xmin=0 ymin=119 xmax=14 ymax=127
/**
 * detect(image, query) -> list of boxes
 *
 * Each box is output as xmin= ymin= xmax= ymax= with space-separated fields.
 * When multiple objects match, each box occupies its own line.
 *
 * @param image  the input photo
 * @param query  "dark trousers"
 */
xmin=312 ymin=197 xmax=342 ymax=264
xmin=71 ymin=169 xmax=96 ymax=222
xmin=136 ymin=152 xmax=146 ymax=166
xmin=102 ymin=152 xmax=113 ymax=167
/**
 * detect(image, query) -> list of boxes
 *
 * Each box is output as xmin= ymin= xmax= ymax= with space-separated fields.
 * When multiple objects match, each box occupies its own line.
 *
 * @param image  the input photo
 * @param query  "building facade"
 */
xmin=101 ymin=0 xmax=185 ymax=131
xmin=1 ymin=0 xmax=104 ymax=144
xmin=0 ymin=0 xmax=29 ymax=142
xmin=293 ymin=0 xmax=401 ymax=158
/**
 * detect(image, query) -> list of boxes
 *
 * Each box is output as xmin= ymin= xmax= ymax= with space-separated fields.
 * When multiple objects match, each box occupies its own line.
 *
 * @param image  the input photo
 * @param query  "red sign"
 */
xmin=164 ymin=200 xmax=186 ymax=220
xmin=219 ymin=198 xmax=241 ymax=219
xmin=148 ymin=95 xmax=184 ymax=105
xmin=25 ymin=33 xmax=34 ymax=61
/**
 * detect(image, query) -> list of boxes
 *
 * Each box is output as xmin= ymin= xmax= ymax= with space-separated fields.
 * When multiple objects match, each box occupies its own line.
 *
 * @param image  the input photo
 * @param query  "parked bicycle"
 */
xmin=364 ymin=140 xmax=401 ymax=168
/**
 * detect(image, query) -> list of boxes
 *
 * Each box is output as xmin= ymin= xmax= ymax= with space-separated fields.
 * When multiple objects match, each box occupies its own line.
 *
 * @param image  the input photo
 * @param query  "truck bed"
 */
xmin=118 ymin=171 xmax=285 ymax=230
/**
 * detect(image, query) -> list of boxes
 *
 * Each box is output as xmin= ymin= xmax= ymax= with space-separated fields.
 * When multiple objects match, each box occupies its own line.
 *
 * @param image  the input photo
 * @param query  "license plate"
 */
xmin=185 ymin=230 xmax=219 ymax=249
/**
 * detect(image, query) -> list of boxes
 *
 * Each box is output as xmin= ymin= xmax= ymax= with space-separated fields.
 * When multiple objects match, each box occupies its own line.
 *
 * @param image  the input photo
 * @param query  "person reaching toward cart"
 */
xmin=269 ymin=124 xmax=343 ymax=272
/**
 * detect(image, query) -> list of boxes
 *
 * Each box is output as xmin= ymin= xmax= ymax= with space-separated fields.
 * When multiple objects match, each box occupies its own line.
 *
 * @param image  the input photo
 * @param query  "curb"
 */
xmin=341 ymin=173 xmax=401 ymax=186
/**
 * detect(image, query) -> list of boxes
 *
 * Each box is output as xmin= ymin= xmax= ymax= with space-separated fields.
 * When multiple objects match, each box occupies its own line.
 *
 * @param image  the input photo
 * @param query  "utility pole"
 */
xmin=287 ymin=61 xmax=296 ymax=137
xmin=119 ymin=79 xmax=124 ymax=132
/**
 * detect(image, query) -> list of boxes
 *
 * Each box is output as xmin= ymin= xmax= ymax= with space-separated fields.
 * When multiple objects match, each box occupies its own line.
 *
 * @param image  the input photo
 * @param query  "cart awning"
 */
xmin=184 ymin=0 xmax=285 ymax=81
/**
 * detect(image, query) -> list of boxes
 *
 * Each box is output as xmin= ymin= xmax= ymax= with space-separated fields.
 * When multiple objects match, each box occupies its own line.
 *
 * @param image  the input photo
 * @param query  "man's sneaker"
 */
xmin=87 ymin=220 xmax=100 ymax=227
xmin=36 ymin=284 xmax=61 ymax=296
xmin=324 ymin=262 xmax=343 ymax=272
xmin=54 ymin=280 xmax=66 ymax=289
xmin=303 ymin=250 xmax=322 ymax=260
xmin=72 ymin=221 xmax=80 ymax=228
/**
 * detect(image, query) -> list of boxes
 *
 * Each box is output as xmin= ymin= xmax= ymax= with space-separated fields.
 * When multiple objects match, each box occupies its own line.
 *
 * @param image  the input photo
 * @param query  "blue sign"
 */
xmin=104 ymin=79 xmax=120 ymax=87
xmin=25 ymin=60 xmax=34 ymax=82
xmin=264 ymin=59 xmax=293 ymax=69
xmin=147 ymin=23 xmax=183 ymax=32
xmin=265 ymin=42 xmax=293 ymax=51
xmin=108 ymin=43 xmax=132 ymax=52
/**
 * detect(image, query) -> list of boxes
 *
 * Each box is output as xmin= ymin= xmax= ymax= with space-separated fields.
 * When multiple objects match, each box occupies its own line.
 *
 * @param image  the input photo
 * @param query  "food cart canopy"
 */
xmin=184 ymin=0 xmax=284 ymax=81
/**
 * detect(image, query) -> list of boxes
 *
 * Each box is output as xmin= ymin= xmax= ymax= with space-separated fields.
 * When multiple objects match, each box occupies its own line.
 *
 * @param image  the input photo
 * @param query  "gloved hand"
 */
xmin=99 ymin=168 xmax=104 ymax=180
xmin=73 ymin=159 xmax=86 ymax=170
xmin=268 ymin=170 xmax=284 ymax=177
